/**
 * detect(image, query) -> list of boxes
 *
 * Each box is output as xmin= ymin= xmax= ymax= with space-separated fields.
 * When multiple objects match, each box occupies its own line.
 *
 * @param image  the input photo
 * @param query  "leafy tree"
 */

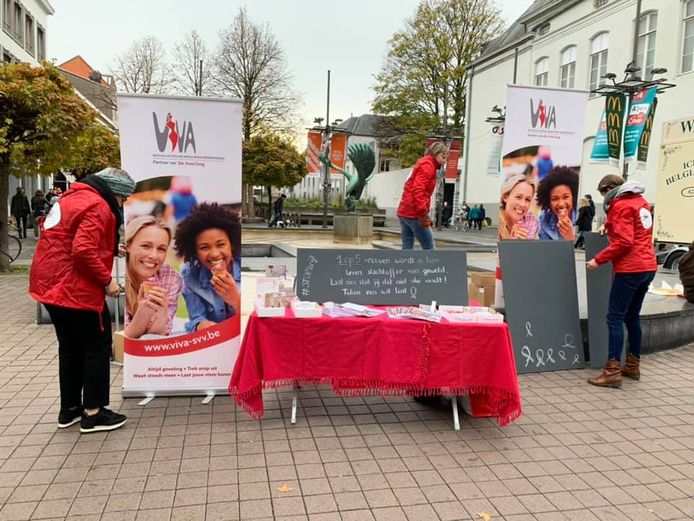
xmin=214 ymin=7 xmax=302 ymax=217
xmin=373 ymin=0 xmax=503 ymax=165
xmin=242 ymin=133 xmax=306 ymax=216
xmin=112 ymin=35 xmax=170 ymax=94
xmin=0 ymin=63 xmax=114 ymax=271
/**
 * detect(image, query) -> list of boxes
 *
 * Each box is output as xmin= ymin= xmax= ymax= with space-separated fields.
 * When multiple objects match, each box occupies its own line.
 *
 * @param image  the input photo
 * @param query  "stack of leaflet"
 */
xmin=386 ymin=306 xmax=443 ymax=323
xmin=439 ymin=305 xmax=504 ymax=323
xmin=322 ymin=302 xmax=385 ymax=318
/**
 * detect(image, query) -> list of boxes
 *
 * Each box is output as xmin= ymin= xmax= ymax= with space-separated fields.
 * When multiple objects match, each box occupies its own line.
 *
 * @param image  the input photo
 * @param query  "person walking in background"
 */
xmin=396 ymin=141 xmax=447 ymax=250
xmin=29 ymin=167 xmax=136 ymax=433
xmin=268 ymin=192 xmax=287 ymax=228
xmin=468 ymin=205 xmax=481 ymax=231
xmin=574 ymin=197 xmax=593 ymax=249
xmin=10 ymin=187 xmax=31 ymax=239
xmin=586 ymin=174 xmax=657 ymax=388
xmin=478 ymin=204 xmax=486 ymax=230
xmin=442 ymin=201 xmax=452 ymax=227
xmin=585 ymin=193 xmax=596 ymax=221
xmin=31 ymin=190 xmax=46 ymax=237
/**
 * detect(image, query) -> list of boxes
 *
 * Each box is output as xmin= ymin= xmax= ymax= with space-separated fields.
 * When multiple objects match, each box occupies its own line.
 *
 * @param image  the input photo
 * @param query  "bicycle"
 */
xmin=454 ymin=215 xmax=470 ymax=232
xmin=0 ymin=220 xmax=22 ymax=264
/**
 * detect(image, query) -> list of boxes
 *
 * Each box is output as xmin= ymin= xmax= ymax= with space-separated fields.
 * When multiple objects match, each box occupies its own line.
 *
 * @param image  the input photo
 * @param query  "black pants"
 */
xmin=45 ymin=303 xmax=111 ymax=411
xmin=14 ymin=215 xmax=27 ymax=238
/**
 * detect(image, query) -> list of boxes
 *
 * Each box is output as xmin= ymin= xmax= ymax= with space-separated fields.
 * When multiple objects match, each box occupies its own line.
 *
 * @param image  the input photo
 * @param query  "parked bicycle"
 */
xmin=0 ymin=220 xmax=22 ymax=264
xmin=454 ymin=213 xmax=470 ymax=232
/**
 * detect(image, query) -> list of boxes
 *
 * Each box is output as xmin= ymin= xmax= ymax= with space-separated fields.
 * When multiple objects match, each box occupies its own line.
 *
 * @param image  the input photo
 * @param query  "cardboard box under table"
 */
xmin=469 ymin=271 xmax=496 ymax=307
xmin=229 ymin=306 xmax=522 ymax=430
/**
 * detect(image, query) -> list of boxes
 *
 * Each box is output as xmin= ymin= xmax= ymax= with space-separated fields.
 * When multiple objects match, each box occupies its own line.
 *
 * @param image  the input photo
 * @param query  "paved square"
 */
xmin=1 ymin=273 xmax=693 ymax=520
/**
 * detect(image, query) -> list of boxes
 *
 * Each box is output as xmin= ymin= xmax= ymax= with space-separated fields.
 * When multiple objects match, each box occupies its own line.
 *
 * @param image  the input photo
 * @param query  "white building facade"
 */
xmin=462 ymin=0 xmax=694 ymax=220
xmin=1 ymin=0 xmax=53 ymax=65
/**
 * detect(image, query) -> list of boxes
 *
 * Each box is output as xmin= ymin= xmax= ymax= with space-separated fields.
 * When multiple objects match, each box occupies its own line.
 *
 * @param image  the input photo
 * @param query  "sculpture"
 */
xmin=320 ymin=141 xmax=376 ymax=212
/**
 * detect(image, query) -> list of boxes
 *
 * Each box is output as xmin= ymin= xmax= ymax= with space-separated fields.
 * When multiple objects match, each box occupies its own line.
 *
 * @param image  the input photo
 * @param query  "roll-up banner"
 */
xmin=117 ymin=94 xmax=243 ymax=397
xmin=654 ymin=116 xmax=694 ymax=244
xmin=496 ymin=85 xmax=587 ymax=307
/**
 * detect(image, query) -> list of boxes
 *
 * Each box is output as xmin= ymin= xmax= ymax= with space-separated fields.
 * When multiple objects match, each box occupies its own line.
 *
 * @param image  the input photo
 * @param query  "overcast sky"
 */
xmin=48 ymin=0 xmax=533 ymax=132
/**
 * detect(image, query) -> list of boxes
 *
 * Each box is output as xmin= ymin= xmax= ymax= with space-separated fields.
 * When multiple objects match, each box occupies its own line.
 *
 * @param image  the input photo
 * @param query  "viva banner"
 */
xmin=624 ymin=87 xmax=657 ymax=169
xmin=654 ymin=116 xmax=694 ymax=243
xmin=496 ymin=85 xmax=587 ymax=307
xmin=117 ymin=94 xmax=243 ymax=397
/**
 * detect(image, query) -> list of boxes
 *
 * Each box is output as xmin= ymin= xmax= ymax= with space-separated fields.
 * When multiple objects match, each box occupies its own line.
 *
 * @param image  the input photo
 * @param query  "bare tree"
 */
xmin=171 ymin=30 xmax=214 ymax=96
xmin=213 ymin=7 xmax=302 ymax=216
xmin=112 ymin=35 xmax=171 ymax=94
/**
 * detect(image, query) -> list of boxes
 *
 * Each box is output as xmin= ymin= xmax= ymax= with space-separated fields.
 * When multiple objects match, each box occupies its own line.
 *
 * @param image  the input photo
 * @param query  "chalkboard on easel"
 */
xmin=296 ymin=249 xmax=468 ymax=305
xmin=499 ymin=240 xmax=585 ymax=373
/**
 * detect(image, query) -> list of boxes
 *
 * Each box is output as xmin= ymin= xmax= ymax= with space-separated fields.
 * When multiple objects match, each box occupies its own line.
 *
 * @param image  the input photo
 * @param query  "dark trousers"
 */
xmin=13 ymin=215 xmax=27 ymax=238
xmin=607 ymin=272 xmax=655 ymax=360
xmin=45 ymin=303 xmax=111 ymax=411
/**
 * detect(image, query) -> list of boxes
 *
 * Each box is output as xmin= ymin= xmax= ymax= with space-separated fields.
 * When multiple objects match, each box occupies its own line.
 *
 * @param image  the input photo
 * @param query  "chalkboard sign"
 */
xmin=499 ymin=240 xmax=585 ymax=373
xmin=296 ymin=249 xmax=468 ymax=305
xmin=585 ymin=233 xmax=622 ymax=368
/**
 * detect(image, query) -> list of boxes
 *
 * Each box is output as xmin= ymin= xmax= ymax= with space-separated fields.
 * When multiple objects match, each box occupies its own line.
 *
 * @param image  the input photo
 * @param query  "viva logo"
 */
xmin=153 ymin=112 xmax=197 ymax=154
xmin=529 ymin=99 xmax=557 ymax=129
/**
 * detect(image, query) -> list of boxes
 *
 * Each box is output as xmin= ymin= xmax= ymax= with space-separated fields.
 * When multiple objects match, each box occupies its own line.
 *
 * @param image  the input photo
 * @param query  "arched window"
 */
xmin=589 ymin=33 xmax=609 ymax=91
xmin=683 ymin=0 xmax=694 ymax=73
xmin=535 ymin=57 xmax=549 ymax=86
xmin=560 ymin=46 xmax=577 ymax=88
xmin=636 ymin=12 xmax=657 ymax=77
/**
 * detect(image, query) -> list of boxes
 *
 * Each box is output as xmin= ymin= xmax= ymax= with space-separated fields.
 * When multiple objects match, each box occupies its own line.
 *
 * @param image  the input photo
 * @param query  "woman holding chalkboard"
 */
xmin=396 ymin=141 xmax=448 ymax=250
xmin=586 ymin=174 xmax=656 ymax=388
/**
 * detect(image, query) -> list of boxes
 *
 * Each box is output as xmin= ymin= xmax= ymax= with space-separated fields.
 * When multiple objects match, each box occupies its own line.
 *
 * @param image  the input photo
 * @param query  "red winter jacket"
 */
xmin=396 ymin=154 xmax=439 ymax=219
xmin=29 ymin=183 xmax=116 ymax=312
xmin=594 ymin=192 xmax=657 ymax=273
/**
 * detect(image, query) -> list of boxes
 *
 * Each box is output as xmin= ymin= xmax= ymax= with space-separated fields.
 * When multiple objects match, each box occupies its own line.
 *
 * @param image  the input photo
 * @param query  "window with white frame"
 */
xmin=12 ymin=0 xmax=22 ymax=43
xmin=560 ymin=46 xmax=576 ymax=88
xmin=37 ymin=25 xmax=45 ymax=61
xmin=590 ymin=33 xmax=609 ymax=91
xmin=2 ymin=0 xmax=11 ymax=32
xmin=535 ymin=57 xmax=549 ymax=86
xmin=683 ymin=0 xmax=694 ymax=73
xmin=636 ymin=12 xmax=657 ymax=78
xmin=24 ymin=13 xmax=34 ymax=55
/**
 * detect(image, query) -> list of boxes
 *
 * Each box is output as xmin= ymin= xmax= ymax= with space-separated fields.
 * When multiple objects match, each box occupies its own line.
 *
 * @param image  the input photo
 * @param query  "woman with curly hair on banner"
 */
xmin=536 ymin=166 xmax=579 ymax=241
xmin=175 ymin=203 xmax=241 ymax=333
xmin=124 ymin=216 xmax=182 ymax=339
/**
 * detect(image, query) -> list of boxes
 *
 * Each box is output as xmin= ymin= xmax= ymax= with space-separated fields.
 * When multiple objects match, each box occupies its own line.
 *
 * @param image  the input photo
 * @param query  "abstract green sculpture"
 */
xmin=320 ymin=142 xmax=376 ymax=212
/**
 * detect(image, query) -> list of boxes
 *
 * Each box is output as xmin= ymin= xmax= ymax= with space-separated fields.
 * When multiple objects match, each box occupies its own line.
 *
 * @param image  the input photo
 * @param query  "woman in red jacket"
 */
xmin=29 ymin=168 xmax=136 ymax=433
xmin=586 ymin=174 xmax=657 ymax=388
xmin=396 ymin=141 xmax=448 ymax=250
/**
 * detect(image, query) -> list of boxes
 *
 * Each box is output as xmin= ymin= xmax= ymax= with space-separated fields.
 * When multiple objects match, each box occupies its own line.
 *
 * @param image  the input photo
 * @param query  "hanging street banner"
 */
xmin=487 ymin=123 xmax=504 ymax=176
xmin=637 ymin=98 xmax=658 ymax=169
xmin=654 ymin=115 xmax=694 ymax=243
xmin=306 ymin=130 xmax=322 ymax=173
xmin=589 ymin=110 xmax=609 ymax=163
xmin=117 ymin=94 xmax=243 ymax=398
xmin=624 ymin=87 xmax=657 ymax=167
xmin=330 ymin=132 xmax=348 ymax=174
xmin=606 ymin=93 xmax=626 ymax=166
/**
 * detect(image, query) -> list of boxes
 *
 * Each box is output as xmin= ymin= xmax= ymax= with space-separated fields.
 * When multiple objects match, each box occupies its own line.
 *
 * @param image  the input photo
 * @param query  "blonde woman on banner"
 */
xmin=124 ymin=216 xmax=182 ymax=339
xmin=495 ymin=174 xmax=539 ymax=308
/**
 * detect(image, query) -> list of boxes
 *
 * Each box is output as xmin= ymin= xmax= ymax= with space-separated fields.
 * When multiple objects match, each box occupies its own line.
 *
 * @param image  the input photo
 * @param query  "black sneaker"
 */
xmin=80 ymin=408 xmax=127 ymax=434
xmin=57 ymin=406 xmax=84 ymax=428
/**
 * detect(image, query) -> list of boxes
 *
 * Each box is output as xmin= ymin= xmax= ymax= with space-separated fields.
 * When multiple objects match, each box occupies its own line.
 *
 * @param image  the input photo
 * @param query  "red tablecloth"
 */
xmin=229 ymin=309 xmax=522 ymax=426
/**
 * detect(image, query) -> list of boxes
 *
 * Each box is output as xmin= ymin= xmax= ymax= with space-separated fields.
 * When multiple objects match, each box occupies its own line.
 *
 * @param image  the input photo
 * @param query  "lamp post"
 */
xmin=591 ymin=0 xmax=675 ymax=179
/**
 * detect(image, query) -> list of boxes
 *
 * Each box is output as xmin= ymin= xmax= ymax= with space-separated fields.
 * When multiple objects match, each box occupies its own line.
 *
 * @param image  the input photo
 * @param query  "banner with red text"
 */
xmin=306 ymin=130 xmax=322 ymax=173
xmin=117 ymin=93 xmax=243 ymax=397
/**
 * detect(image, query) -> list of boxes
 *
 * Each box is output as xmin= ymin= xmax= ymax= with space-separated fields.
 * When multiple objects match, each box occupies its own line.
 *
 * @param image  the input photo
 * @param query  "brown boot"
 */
xmin=621 ymin=353 xmax=640 ymax=380
xmin=587 ymin=359 xmax=622 ymax=388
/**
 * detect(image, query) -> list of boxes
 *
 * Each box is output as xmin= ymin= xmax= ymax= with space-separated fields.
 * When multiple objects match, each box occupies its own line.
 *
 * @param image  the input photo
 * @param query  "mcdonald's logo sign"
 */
xmin=608 ymin=129 xmax=620 ymax=143
xmin=607 ymin=96 xmax=622 ymax=111
xmin=607 ymin=113 xmax=622 ymax=128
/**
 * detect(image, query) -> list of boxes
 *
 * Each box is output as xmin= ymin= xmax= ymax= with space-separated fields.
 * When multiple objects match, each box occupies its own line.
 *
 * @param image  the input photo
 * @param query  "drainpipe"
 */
xmin=462 ymin=65 xmax=474 ymax=203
